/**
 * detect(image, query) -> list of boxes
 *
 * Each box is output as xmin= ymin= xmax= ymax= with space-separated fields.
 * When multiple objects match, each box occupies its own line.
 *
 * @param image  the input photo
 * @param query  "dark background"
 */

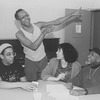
xmin=0 ymin=38 xmax=59 ymax=65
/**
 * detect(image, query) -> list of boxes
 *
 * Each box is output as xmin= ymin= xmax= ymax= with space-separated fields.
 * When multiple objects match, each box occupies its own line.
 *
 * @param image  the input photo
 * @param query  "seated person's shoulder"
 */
xmin=73 ymin=61 xmax=81 ymax=65
xmin=0 ymin=62 xmax=3 ymax=72
xmin=0 ymin=61 xmax=7 ymax=70
xmin=79 ymin=65 xmax=90 ymax=73
xmin=73 ymin=61 xmax=81 ymax=69
xmin=13 ymin=62 xmax=25 ymax=76
xmin=13 ymin=61 xmax=24 ymax=69
xmin=0 ymin=61 xmax=4 ymax=67
xmin=49 ymin=58 xmax=58 ymax=64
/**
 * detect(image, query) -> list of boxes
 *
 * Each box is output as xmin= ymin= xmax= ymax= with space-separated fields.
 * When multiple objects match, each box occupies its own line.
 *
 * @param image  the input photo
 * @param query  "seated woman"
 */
xmin=0 ymin=43 xmax=36 ymax=91
xmin=41 ymin=42 xmax=81 ymax=83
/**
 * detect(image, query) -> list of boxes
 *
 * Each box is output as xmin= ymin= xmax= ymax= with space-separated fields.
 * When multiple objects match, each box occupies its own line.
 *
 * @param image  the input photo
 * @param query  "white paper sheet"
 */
xmin=46 ymin=84 xmax=79 ymax=100
xmin=46 ymin=84 xmax=68 ymax=93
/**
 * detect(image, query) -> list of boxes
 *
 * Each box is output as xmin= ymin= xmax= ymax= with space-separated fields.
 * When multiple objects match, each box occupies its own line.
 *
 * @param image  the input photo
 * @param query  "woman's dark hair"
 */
xmin=58 ymin=43 xmax=78 ymax=63
xmin=14 ymin=9 xmax=24 ymax=20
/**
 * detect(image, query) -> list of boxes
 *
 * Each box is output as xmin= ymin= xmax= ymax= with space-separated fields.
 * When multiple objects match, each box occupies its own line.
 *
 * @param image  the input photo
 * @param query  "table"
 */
xmin=0 ymin=80 xmax=100 ymax=100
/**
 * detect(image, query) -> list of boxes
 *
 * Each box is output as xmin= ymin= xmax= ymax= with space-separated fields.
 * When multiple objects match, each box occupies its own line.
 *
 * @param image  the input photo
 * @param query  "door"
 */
xmin=92 ymin=10 xmax=100 ymax=48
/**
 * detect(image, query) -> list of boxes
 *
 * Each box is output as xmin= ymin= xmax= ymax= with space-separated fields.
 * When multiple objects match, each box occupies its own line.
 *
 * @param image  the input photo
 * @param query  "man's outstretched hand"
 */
xmin=72 ymin=7 xmax=83 ymax=18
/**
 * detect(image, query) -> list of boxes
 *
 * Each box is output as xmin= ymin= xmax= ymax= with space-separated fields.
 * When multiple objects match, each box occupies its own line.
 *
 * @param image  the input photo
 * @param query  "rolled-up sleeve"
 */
xmin=71 ymin=61 xmax=81 ymax=79
xmin=41 ymin=58 xmax=58 ymax=80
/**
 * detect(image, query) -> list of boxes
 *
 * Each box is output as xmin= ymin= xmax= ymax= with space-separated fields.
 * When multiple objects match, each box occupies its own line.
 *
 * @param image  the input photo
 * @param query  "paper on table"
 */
xmin=46 ymin=84 xmax=79 ymax=100
xmin=46 ymin=84 xmax=69 ymax=93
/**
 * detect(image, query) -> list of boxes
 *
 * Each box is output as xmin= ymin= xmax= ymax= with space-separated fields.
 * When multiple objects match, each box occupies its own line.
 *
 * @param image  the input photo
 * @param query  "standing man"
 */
xmin=14 ymin=8 xmax=82 ymax=81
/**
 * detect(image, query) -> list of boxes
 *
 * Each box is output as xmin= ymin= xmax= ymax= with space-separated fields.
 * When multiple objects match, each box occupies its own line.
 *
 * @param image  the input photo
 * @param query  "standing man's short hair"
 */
xmin=14 ymin=9 xmax=24 ymax=20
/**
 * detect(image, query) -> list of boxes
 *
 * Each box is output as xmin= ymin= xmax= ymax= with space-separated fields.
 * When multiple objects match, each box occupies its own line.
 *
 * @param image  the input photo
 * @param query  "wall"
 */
xmin=0 ymin=0 xmax=100 ymax=65
xmin=0 ymin=0 xmax=100 ymax=43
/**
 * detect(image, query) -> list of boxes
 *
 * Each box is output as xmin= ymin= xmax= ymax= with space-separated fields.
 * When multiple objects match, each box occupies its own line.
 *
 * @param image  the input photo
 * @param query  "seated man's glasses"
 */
xmin=5 ymin=52 xmax=16 ymax=57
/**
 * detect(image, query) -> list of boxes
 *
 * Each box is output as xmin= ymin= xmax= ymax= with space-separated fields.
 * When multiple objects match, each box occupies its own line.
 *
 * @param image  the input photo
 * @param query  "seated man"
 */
xmin=69 ymin=48 xmax=100 ymax=95
xmin=41 ymin=43 xmax=81 ymax=83
xmin=0 ymin=43 xmax=36 ymax=91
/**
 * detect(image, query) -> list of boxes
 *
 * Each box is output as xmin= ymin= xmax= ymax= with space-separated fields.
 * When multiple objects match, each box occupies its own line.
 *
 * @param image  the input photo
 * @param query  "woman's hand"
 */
xmin=19 ymin=82 xmax=37 ymax=92
xmin=56 ymin=73 xmax=66 ymax=81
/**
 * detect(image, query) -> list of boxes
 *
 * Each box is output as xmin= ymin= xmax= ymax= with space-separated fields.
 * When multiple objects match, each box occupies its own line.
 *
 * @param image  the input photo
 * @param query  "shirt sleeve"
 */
xmin=71 ymin=61 xmax=81 ymax=79
xmin=71 ymin=68 xmax=83 ymax=88
xmin=41 ymin=58 xmax=58 ymax=80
